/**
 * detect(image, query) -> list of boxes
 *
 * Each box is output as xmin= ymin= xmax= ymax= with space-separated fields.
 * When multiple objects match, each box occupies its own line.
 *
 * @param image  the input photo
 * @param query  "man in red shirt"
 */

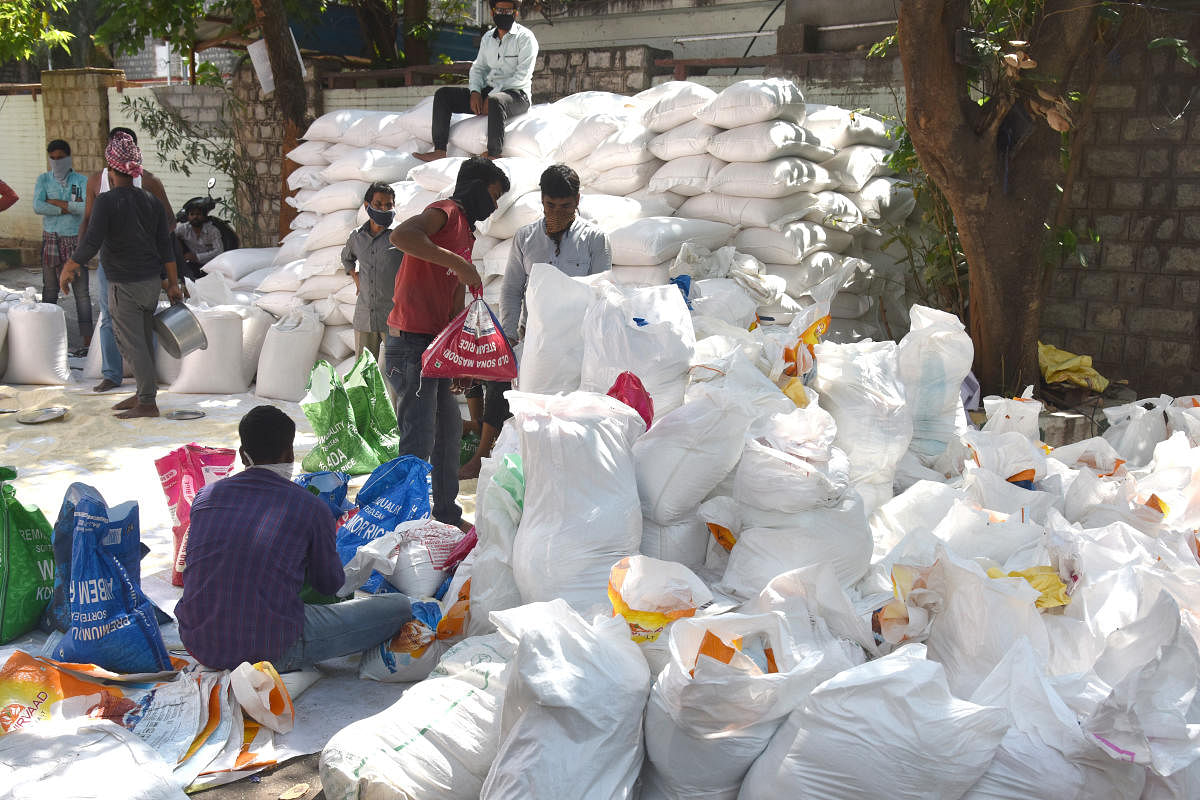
xmin=386 ymin=157 xmax=510 ymax=530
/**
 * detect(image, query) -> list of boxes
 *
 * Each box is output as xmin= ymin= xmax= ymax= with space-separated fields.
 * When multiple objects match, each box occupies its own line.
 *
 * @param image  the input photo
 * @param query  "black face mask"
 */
xmin=493 ymin=11 xmax=515 ymax=30
xmin=452 ymin=179 xmax=498 ymax=228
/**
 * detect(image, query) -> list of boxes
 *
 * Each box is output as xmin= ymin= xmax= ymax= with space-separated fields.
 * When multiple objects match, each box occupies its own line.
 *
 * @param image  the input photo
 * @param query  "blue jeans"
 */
xmin=383 ymin=332 xmax=462 ymax=526
xmin=96 ymin=265 xmax=124 ymax=384
xmin=275 ymin=593 xmax=413 ymax=672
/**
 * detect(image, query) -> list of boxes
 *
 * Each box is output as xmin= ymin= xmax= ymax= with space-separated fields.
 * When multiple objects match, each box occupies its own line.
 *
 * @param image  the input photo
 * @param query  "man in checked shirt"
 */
xmin=175 ymin=405 xmax=413 ymax=671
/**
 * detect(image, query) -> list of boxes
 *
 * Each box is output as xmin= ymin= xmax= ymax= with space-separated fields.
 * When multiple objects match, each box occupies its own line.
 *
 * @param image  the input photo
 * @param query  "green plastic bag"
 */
xmin=1 ymin=466 xmax=54 ymax=643
xmin=344 ymin=350 xmax=400 ymax=465
xmin=300 ymin=361 xmax=381 ymax=476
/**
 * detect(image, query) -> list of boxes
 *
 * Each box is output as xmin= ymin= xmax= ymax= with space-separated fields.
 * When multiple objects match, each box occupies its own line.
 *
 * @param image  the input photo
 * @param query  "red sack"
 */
xmin=607 ymin=371 xmax=654 ymax=430
xmin=154 ymin=443 xmax=237 ymax=586
xmin=422 ymin=288 xmax=518 ymax=381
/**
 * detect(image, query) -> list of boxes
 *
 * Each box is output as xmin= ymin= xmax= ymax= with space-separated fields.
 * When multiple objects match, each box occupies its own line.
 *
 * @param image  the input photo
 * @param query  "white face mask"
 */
xmin=243 ymin=454 xmax=295 ymax=482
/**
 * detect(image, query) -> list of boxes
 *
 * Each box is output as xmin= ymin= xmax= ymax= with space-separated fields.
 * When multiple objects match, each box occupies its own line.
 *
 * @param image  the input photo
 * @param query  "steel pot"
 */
xmin=154 ymin=303 xmax=208 ymax=359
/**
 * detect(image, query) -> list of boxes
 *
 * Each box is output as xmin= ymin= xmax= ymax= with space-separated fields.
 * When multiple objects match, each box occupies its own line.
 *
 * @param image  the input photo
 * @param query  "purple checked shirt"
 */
xmin=175 ymin=468 xmax=344 ymax=670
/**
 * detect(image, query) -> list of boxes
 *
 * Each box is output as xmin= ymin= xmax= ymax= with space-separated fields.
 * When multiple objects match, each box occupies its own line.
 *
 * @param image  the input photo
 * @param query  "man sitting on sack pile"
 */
xmin=176 ymin=405 xmax=414 ymax=671
xmin=414 ymin=0 xmax=537 ymax=161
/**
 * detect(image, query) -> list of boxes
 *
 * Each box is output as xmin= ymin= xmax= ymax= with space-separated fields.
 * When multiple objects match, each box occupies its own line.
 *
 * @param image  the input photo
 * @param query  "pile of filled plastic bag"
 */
xmin=316 ymin=261 xmax=1200 ymax=797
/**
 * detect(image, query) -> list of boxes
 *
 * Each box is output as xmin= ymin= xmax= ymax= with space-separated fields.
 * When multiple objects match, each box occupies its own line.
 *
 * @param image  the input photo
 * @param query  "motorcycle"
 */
xmin=176 ymin=177 xmax=241 ymax=256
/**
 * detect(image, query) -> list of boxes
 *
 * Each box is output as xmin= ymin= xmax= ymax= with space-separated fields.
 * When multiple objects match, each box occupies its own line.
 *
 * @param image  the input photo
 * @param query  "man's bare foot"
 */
xmin=115 ymin=403 xmax=159 ymax=419
xmin=413 ymin=150 xmax=447 ymax=162
xmin=111 ymin=395 xmax=137 ymax=410
xmin=481 ymin=151 xmax=500 ymax=160
xmin=458 ymin=456 xmax=482 ymax=480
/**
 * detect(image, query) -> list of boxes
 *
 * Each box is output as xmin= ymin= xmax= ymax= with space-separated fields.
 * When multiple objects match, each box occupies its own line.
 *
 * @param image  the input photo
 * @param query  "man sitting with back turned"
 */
xmin=414 ymin=0 xmax=537 ymax=161
xmin=175 ymin=405 xmax=413 ymax=671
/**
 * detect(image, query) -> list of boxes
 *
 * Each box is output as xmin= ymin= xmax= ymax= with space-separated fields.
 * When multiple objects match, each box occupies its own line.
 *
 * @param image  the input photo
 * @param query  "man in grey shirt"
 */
xmin=341 ymin=182 xmax=403 ymax=360
xmin=459 ymin=164 xmax=611 ymax=479
xmin=499 ymin=164 xmax=612 ymax=341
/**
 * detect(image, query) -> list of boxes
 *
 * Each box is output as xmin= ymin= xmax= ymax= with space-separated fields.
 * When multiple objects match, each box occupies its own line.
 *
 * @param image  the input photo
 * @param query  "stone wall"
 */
xmin=230 ymin=58 xmax=324 ymax=246
xmin=532 ymin=46 xmax=671 ymax=103
xmin=41 ymin=69 xmax=124 ymax=176
xmin=1042 ymin=31 xmax=1200 ymax=397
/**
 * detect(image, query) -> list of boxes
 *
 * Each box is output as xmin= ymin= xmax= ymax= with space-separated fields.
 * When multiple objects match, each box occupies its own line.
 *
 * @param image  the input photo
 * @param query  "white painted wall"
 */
xmin=106 ymin=87 xmax=235 ymax=216
xmin=525 ymin=0 xmax=782 ymax=62
xmin=321 ymin=86 xmax=438 ymax=114
xmin=0 ymin=94 xmax=49 ymax=243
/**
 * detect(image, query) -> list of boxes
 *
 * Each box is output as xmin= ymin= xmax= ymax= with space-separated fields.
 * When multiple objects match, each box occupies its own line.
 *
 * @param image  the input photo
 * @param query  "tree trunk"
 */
xmin=897 ymin=0 xmax=1099 ymax=395
xmin=352 ymin=0 xmax=401 ymax=64
xmin=250 ymin=0 xmax=309 ymax=241
xmin=403 ymin=0 xmax=431 ymax=66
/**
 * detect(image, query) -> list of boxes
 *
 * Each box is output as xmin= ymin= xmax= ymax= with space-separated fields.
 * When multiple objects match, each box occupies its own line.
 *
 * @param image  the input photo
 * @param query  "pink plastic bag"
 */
xmin=608 ymin=371 xmax=654 ymax=430
xmin=154 ymin=444 xmax=237 ymax=586
xmin=422 ymin=288 xmax=518 ymax=381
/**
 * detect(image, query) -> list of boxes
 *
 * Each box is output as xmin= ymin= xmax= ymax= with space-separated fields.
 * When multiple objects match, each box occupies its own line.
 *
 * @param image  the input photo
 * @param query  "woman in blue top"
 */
xmin=34 ymin=139 xmax=92 ymax=354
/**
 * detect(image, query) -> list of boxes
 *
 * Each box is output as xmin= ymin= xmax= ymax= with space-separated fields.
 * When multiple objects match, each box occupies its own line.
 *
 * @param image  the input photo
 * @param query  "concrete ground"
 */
xmin=2 ymin=264 xmax=341 ymax=797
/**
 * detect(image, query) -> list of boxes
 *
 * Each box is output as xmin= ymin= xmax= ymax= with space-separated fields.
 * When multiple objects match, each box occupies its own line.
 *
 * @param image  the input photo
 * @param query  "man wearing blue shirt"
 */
xmin=34 ymin=139 xmax=92 ymax=354
xmin=414 ymin=0 xmax=537 ymax=161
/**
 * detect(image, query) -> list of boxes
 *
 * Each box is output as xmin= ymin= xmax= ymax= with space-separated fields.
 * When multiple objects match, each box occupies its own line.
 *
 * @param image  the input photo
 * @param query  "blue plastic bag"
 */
xmin=52 ymin=493 xmax=171 ymax=674
xmin=295 ymin=471 xmax=354 ymax=520
xmin=335 ymin=456 xmax=432 ymax=594
xmin=42 ymin=484 xmax=141 ymax=633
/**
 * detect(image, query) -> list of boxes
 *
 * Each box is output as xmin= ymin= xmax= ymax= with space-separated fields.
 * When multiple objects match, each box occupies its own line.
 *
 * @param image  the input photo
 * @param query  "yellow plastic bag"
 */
xmin=986 ymin=565 xmax=1071 ymax=609
xmin=608 ymin=556 xmax=712 ymax=643
xmin=1038 ymin=341 xmax=1109 ymax=393
xmin=230 ymin=660 xmax=294 ymax=733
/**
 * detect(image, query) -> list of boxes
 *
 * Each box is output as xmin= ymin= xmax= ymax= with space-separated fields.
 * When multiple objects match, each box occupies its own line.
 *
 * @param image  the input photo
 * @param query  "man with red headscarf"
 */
xmin=60 ymin=132 xmax=182 ymax=419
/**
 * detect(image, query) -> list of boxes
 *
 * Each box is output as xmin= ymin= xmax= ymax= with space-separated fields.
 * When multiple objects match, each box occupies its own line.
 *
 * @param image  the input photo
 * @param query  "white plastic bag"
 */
xmin=897 ymin=305 xmax=974 ymax=463
xmin=516 ymin=264 xmax=596 ymax=394
xmin=706 ymin=119 xmax=833 ymax=163
xmin=340 ymin=518 xmax=468 ymax=598
xmin=481 ymin=600 xmax=652 ymax=800
xmin=644 ymin=610 xmax=851 ymax=800
xmin=634 ymin=385 xmax=757 ymax=525
xmin=707 ymin=157 xmax=836 ymax=198
xmin=739 ymin=644 xmax=1010 ymax=800
xmin=509 ymin=393 xmax=645 ymax=613
xmin=170 ymin=308 xmax=249 ymax=394
xmin=982 ymin=385 xmax=1043 ymax=440
xmin=580 ymin=282 xmax=696 ymax=420
xmin=814 ymin=339 xmax=914 ymax=512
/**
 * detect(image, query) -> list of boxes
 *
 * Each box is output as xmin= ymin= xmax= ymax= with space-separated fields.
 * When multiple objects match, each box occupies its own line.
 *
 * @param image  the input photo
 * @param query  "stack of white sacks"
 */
xmin=319 ymin=216 xmax=1200 ymax=799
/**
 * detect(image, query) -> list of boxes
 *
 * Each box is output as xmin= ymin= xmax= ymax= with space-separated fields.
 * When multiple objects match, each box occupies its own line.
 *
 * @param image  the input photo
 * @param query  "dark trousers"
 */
xmin=383 ymin=331 xmax=463 ymax=526
xmin=42 ymin=262 xmax=94 ymax=341
xmin=430 ymin=86 xmax=530 ymax=156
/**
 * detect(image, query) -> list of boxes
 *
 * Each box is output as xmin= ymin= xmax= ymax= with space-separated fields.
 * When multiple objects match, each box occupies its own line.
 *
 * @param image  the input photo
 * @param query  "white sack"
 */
xmin=642 ymin=81 xmax=718 ymax=132
xmin=814 ymin=339 xmax=914 ymax=513
xmin=298 ymin=179 xmax=371 ymax=214
xmin=677 ymin=192 xmax=817 ymax=230
xmin=202 ymin=247 xmax=280 ymax=282
xmin=634 ymin=386 xmax=757 ymax=525
xmin=481 ymin=600 xmax=651 ymax=800
xmin=255 ymin=307 xmax=324 ymax=402
xmin=706 ymin=119 xmax=833 ymax=163
xmin=739 ymin=644 xmax=1009 ymax=800
xmin=286 ymin=139 xmax=331 ymax=165
xmin=708 ymin=157 xmax=836 ymax=198
xmin=649 ymin=119 xmax=722 ymax=161
xmin=803 ymin=103 xmax=895 ymax=149
xmin=321 ymin=148 xmax=420 ymax=184
xmin=287 ymin=164 xmax=327 ymax=191
xmin=580 ymin=282 xmax=696 ymax=420
xmin=503 ymin=108 xmax=578 ymax=160
xmin=516 ymin=264 xmax=595 ymax=394
xmin=170 ymin=308 xmax=249 ymax=394
xmin=822 ymin=144 xmax=897 ymax=192
xmin=509 ymin=394 xmax=645 ymax=613
xmin=610 ymin=217 xmax=734 ymax=266
xmin=304 ymin=210 xmax=361 ymax=252
xmin=897 ymin=304 xmax=974 ymax=462
xmin=647 ymin=154 xmax=727 ymax=197
xmin=3 ymin=298 xmax=69 ymax=385
xmin=584 ymin=159 xmax=662 ymax=195
xmin=734 ymin=222 xmax=853 ymax=265
xmin=696 ymin=78 xmax=806 ymax=129
xmin=557 ymin=112 xmax=628 ymax=165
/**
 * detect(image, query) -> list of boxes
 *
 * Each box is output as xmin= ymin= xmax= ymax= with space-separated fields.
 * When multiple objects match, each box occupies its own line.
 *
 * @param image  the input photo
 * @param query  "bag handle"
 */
xmin=469 ymin=285 xmax=483 ymax=300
